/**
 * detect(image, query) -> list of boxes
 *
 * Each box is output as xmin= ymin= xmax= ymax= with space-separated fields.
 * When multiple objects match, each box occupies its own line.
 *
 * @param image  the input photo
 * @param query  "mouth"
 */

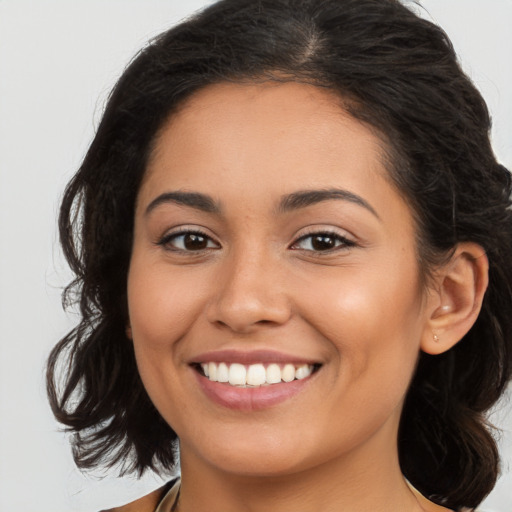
xmin=190 ymin=350 xmax=323 ymax=410
xmin=193 ymin=361 xmax=322 ymax=387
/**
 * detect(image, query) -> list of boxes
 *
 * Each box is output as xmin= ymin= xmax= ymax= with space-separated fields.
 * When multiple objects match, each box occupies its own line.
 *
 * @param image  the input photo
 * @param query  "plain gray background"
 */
xmin=0 ymin=1 xmax=510 ymax=511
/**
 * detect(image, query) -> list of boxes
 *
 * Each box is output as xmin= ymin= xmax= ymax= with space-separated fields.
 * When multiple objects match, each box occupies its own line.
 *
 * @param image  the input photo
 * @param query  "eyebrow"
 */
xmin=278 ymin=188 xmax=380 ymax=219
xmin=145 ymin=188 xmax=379 ymax=219
xmin=145 ymin=191 xmax=221 ymax=215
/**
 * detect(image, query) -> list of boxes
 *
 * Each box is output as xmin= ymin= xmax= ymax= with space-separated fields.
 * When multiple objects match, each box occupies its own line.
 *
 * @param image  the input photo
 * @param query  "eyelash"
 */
xmin=290 ymin=230 xmax=356 ymax=253
xmin=157 ymin=229 xmax=219 ymax=252
xmin=157 ymin=229 xmax=356 ymax=254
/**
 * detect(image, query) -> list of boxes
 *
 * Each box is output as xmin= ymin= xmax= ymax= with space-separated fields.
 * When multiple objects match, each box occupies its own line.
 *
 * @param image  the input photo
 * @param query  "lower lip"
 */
xmin=195 ymin=371 xmax=315 ymax=411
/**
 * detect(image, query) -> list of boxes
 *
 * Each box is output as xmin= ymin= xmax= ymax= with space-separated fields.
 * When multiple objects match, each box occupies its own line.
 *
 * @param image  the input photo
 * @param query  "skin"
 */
xmin=127 ymin=81 xmax=460 ymax=511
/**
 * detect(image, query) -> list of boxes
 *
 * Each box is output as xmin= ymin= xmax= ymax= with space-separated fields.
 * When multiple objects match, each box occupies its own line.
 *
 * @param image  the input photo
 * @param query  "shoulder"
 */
xmin=100 ymin=482 xmax=173 ymax=512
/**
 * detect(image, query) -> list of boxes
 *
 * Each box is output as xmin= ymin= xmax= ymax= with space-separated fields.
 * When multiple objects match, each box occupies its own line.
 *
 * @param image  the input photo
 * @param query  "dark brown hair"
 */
xmin=47 ymin=0 xmax=512 ymax=509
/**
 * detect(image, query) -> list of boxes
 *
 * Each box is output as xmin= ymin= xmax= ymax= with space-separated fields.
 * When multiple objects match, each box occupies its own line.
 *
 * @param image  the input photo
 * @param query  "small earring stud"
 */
xmin=433 ymin=333 xmax=439 ymax=342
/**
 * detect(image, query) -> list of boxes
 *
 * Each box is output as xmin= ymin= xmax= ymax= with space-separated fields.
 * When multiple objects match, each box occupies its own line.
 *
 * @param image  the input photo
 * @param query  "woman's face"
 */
xmin=128 ymin=82 xmax=434 ymax=477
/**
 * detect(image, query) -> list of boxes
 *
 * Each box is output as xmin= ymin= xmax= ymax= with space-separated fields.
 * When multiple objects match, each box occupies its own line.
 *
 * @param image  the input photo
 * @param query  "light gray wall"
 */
xmin=0 ymin=1 xmax=510 ymax=511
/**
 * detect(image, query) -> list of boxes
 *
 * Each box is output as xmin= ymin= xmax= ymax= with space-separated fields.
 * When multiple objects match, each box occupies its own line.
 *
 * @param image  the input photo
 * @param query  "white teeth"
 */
xmin=217 ymin=362 xmax=229 ymax=383
xmin=282 ymin=364 xmax=295 ymax=382
xmin=228 ymin=363 xmax=246 ymax=385
xmin=266 ymin=363 xmax=282 ymax=384
xmin=200 ymin=362 xmax=316 ymax=386
xmin=247 ymin=364 xmax=267 ymax=386
xmin=208 ymin=362 xmax=217 ymax=381
xmin=295 ymin=364 xmax=312 ymax=380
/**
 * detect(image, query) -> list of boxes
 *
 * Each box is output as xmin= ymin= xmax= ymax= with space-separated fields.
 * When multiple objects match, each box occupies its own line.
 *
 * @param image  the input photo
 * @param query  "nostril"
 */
xmin=213 ymin=317 xmax=282 ymax=333
xmin=206 ymin=290 xmax=292 ymax=333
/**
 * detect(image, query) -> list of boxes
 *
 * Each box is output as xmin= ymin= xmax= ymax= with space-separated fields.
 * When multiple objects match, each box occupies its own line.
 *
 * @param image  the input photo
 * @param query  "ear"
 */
xmin=421 ymin=242 xmax=488 ymax=355
xmin=126 ymin=325 xmax=133 ymax=340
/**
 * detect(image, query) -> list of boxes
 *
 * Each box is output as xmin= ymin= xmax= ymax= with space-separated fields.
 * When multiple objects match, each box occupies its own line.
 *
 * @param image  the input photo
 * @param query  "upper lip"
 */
xmin=190 ymin=349 xmax=321 ymax=366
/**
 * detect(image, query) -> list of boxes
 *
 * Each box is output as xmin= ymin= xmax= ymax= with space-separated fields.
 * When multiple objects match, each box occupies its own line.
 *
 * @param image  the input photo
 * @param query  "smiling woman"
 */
xmin=130 ymin=82 xmax=431 ymax=475
xmin=46 ymin=1 xmax=512 ymax=511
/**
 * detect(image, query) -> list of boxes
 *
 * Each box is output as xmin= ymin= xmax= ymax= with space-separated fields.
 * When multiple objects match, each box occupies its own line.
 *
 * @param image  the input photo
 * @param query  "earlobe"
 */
xmin=421 ymin=243 xmax=488 ymax=355
xmin=126 ymin=325 xmax=133 ymax=339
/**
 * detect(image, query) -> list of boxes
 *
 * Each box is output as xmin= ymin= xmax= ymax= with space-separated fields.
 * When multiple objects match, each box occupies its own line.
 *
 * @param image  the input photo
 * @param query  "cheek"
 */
xmin=126 ymin=260 xmax=211 ymax=427
xmin=127 ymin=260 xmax=208 ymax=360
xmin=296 ymin=253 xmax=424 ymax=390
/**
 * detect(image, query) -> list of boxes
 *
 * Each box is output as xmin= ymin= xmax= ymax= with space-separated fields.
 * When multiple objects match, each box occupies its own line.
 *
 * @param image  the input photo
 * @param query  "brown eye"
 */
xmin=311 ymin=235 xmax=337 ymax=251
xmin=159 ymin=231 xmax=220 ymax=251
xmin=291 ymin=232 xmax=355 ymax=252
xmin=183 ymin=233 xmax=208 ymax=250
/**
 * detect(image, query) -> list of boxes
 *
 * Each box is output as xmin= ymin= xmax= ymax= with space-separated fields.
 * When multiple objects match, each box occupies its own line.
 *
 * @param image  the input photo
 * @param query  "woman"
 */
xmin=46 ymin=0 xmax=512 ymax=510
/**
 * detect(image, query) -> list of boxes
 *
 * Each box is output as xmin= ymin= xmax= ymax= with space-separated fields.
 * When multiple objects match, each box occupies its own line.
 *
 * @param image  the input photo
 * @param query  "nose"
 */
xmin=206 ymin=248 xmax=292 ymax=333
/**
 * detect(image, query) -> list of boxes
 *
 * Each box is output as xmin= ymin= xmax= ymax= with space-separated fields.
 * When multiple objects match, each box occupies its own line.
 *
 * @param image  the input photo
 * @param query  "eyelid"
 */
xmin=156 ymin=226 xmax=221 ymax=251
xmin=155 ymin=225 xmax=356 ymax=254
xmin=289 ymin=227 xmax=357 ymax=252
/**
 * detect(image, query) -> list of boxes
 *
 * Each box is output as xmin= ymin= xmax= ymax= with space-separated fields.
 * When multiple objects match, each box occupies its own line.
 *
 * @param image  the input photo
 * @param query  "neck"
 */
xmin=179 ymin=461 xmax=418 ymax=512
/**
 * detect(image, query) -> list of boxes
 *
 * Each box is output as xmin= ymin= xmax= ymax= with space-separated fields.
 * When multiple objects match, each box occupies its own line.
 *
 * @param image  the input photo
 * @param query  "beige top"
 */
xmin=153 ymin=479 xmax=491 ymax=512
xmin=155 ymin=478 xmax=181 ymax=512
xmin=110 ymin=478 xmax=489 ymax=512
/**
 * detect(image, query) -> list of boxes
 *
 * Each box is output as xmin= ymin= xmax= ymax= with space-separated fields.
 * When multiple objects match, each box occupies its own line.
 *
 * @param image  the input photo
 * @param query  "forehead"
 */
xmin=142 ymin=81 xmax=391 ymax=197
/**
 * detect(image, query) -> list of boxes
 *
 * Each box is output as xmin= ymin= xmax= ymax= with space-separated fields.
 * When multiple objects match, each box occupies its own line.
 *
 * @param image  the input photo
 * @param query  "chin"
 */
xmin=208 ymin=451 xmax=311 ymax=478
xmin=180 ymin=428 xmax=317 ymax=477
